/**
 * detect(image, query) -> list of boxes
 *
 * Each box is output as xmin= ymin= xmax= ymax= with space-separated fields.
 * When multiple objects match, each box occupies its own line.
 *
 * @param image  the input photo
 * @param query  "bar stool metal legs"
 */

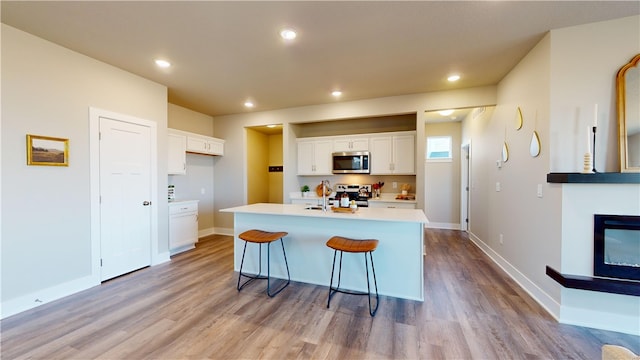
xmin=237 ymin=230 xmax=290 ymax=297
xmin=326 ymin=236 xmax=379 ymax=316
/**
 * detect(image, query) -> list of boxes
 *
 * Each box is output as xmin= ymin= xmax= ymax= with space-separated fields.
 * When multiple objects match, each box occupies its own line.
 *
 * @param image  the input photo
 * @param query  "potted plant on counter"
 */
xmin=301 ymin=185 xmax=310 ymax=197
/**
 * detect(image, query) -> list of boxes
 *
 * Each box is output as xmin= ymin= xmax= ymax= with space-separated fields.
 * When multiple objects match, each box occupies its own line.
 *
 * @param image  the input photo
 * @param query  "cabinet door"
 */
xmin=169 ymin=212 xmax=198 ymax=249
xmin=350 ymin=138 xmax=369 ymax=151
xmin=370 ymin=136 xmax=393 ymax=174
xmin=297 ymin=140 xmax=332 ymax=175
xmin=393 ymin=135 xmax=415 ymax=174
xmin=168 ymin=133 xmax=186 ymax=175
xmin=333 ymin=139 xmax=352 ymax=152
xmin=186 ymin=136 xmax=208 ymax=154
xmin=207 ymin=139 xmax=224 ymax=155
xmin=334 ymin=137 xmax=369 ymax=151
xmin=297 ymin=141 xmax=316 ymax=175
xmin=313 ymin=140 xmax=333 ymax=175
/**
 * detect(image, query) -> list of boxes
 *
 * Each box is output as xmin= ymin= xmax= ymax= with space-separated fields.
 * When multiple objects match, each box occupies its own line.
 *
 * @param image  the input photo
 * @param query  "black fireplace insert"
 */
xmin=593 ymin=214 xmax=640 ymax=281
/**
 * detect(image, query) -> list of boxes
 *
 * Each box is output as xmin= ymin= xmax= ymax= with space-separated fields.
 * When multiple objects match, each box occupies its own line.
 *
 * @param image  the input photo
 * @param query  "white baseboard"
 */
xmin=1 ymin=275 xmax=97 ymax=320
xmin=466 ymin=231 xmax=561 ymax=319
xmin=214 ymin=227 xmax=234 ymax=236
xmin=198 ymin=227 xmax=216 ymax=238
xmin=153 ymin=251 xmax=171 ymax=265
xmin=425 ymin=222 xmax=461 ymax=230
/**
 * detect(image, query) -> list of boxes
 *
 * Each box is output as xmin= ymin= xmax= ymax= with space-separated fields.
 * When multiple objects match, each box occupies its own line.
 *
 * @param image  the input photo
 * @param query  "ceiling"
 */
xmin=2 ymin=1 xmax=638 ymax=117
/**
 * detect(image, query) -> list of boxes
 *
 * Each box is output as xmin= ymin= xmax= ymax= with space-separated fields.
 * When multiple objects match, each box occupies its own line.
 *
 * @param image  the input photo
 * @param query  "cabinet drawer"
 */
xmin=169 ymin=202 xmax=198 ymax=214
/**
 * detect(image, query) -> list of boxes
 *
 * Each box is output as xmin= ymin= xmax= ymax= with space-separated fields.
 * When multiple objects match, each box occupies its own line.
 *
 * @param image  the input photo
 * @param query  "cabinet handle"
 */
xmin=143 ymin=201 xmax=151 ymax=206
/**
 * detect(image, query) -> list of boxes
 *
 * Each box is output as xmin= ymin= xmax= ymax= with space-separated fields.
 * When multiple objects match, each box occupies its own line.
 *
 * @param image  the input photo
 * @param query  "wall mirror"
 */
xmin=530 ymin=131 xmax=541 ymax=157
xmin=617 ymin=54 xmax=640 ymax=172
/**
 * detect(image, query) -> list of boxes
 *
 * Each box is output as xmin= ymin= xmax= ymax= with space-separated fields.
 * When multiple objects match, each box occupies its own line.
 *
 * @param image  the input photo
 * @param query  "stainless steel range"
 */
xmin=332 ymin=184 xmax=372 ymax=207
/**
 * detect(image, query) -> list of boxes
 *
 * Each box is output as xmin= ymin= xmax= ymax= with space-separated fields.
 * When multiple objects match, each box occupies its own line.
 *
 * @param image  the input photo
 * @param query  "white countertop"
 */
xmin=368 ymin=196 xmax=417 ymax=204
xmin=221 ymin=203 xmax=428 ymax=224
xmin=168 ymin=199 xmax=199 ymax=205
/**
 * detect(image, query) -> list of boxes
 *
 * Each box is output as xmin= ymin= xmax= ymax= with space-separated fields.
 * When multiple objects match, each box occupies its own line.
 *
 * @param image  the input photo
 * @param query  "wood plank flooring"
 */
xmin=2 ymin=229 xmax=638 ymax=359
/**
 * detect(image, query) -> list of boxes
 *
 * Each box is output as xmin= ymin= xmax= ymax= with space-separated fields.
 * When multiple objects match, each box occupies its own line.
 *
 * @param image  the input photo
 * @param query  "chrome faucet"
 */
xmin=322 ymin=180 xmax=329 ymax=211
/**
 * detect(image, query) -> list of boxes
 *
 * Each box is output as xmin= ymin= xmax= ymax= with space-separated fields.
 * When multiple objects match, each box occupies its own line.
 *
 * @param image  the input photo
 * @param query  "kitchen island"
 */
xmin=220 ymin=203 xmax=428 ymax=301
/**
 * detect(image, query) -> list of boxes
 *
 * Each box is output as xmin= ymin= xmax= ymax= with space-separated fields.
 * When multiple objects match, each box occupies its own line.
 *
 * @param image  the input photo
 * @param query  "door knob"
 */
xmin=143 ymin=201 xmax=151 ymax=206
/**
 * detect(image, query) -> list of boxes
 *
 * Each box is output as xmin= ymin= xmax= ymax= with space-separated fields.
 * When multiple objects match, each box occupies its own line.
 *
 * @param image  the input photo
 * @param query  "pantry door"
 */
xmin=99 ymin=116 xmax=152 ymax=281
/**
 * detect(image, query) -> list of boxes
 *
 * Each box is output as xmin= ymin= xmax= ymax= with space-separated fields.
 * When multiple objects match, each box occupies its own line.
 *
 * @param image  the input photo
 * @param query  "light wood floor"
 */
xmin=2 ymin=229 xmax=638 ymax=359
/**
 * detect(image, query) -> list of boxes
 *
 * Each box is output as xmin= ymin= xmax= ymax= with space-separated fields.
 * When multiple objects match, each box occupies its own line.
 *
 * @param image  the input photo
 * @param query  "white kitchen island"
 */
xmin=220 ymin=203 xmax=428 ymax=301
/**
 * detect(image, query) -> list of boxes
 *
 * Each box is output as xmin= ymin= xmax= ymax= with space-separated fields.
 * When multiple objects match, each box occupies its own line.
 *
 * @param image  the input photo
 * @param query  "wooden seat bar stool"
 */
xmin=326 ymin=236 xmax=380 ymax=316
xmin=237 ymin=229 xmax=290 ymax=297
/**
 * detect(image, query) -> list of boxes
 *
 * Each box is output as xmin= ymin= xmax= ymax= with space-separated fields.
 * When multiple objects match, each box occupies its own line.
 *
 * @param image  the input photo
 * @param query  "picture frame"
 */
xmin=26 ymin=134 xmax=69 ymax=166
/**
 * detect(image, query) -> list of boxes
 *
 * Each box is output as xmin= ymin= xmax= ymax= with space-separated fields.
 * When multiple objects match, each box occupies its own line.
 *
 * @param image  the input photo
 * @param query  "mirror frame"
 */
xmin=617 ymin=54 xmax=640 ymax=172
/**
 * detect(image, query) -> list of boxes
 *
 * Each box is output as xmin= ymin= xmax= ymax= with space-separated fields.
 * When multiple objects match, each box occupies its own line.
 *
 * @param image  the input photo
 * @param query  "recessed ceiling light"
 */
xmin=280 ymin=29 xmax=297 ymax=40
xmin=266 ymin=124 xmax=277 ymax=128
xmin=439 ymin=109 xmax=454 ymax=116
xmin=244 ymin=101 xmax=255 ymax=108
xmin=331 ymin=90 xmax=342 ymax=97
xmin=154 ymin=59 xmax=171 ymax=68
xmin=447 ymin=74 xmax=460 ymax=82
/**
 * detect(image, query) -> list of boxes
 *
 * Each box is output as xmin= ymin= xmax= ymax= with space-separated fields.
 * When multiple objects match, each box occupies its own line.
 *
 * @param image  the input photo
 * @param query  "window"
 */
xmin=426 ymin=136 xmax=452 ymax=161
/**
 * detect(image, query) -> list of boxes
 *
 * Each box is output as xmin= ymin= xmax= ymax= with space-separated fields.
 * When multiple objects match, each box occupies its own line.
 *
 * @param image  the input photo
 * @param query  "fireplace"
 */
xmin=594 ymin=215 xmax=640 ymax=281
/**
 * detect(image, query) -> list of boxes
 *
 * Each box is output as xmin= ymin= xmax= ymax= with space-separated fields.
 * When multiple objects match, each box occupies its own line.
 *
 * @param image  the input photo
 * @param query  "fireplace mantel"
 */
xmin=547 ymin=172 xmax=640 ymax=184
xmin=546 ymin=266 xmax=640 ymax=297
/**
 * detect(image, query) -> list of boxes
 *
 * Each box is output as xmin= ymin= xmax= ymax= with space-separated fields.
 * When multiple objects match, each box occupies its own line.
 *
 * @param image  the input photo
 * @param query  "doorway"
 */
xmin=246 ymin=125 xmax=283 ymax=204
xmin=461 ymin=143 xmax=471 ymax=232
xmin=89 ymin=108 xmax=158 ymax=282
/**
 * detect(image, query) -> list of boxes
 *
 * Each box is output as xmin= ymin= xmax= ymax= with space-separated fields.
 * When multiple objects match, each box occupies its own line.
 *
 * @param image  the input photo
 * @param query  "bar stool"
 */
xmin=237 ymin=229 xmax=290 ymax=297
xmin=326 ymin=236 xmax=379 ymax=316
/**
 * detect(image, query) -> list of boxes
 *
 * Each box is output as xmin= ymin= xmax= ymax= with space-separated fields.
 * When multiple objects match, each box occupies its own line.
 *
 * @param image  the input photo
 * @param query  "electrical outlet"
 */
xmin=392 ymin=182 xmax=398 ymax=189
xmin=499 ymin=234 xmax=504 ymax=245
xmin=201 ymin=188 xmax=206 ymax=195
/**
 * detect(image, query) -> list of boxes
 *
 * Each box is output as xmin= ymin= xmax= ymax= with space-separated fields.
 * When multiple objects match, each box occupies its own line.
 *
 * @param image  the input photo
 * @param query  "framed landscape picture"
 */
xmin=27 ymin=134 xmax=69 ymax=166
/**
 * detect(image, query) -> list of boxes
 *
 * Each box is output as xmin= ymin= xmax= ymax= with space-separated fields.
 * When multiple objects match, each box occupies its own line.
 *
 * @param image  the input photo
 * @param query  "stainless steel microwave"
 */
xmin=332 ymin=151 xmax=370 ymax=174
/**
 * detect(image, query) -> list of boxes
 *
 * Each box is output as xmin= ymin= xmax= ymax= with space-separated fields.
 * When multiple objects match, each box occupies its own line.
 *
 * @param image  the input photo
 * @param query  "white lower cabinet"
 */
xmin=169 ymin=200 xmax=199 ymax=255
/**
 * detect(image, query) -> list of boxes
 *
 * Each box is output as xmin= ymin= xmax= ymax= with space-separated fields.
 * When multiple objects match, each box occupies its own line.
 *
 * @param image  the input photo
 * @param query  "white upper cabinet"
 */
xmin=370 ymin=132 xmax=415 ymax=175
xmin=168 ymin=131 xmax=187 ymax=175
xmin=297 ymin=138 xmax=333 ymax=175
xmin=333 ymin=137 xmax=369 ymax=152
xmin=186 ymin=134 xmax=224 ymax=156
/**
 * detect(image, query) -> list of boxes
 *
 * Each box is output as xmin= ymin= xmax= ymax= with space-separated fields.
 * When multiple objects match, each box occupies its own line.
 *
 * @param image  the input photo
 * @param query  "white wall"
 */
xmin=424 ymin=121 xmax=461 ymax=229
xmin=463 ymin=32 xmax=563 ymax=315
xmin=213 ymin=87 xmax=497 ymax=233
xmin=168 ymin=103 xmax=216 ymax=236
xmin=550 ymin=15 xmax=640 ymax=173
xmin=1 ymin=24 xmax=169 ymax=317
xmin=462 ymin=15 xmax=640 ymax=335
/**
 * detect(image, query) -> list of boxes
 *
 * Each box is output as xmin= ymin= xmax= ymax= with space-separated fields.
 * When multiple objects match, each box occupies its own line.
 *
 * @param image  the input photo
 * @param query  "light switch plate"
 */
xmin=537 ymin=184 xmax=543 ymax=198
xmin=496 ymin=182 xmax=501 ymax=192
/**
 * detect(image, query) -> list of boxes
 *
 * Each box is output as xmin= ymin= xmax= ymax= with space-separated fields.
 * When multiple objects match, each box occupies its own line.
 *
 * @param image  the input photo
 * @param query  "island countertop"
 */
xmin=220 ymin=203 xmax=428 ymax=224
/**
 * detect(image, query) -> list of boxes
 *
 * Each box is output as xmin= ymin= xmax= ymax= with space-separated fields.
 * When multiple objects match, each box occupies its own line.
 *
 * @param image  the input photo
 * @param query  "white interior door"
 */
xmin=99 ymin=117 xmax=152 ymax=281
